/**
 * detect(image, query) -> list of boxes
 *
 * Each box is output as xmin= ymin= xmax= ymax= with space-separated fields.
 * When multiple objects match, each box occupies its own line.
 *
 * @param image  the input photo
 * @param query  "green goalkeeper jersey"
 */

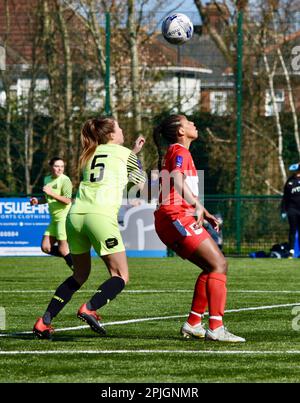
xmin=44 ymin=174 xmax=72 ymax=220
xmin=70 ymin=143 xmax=145 ymax=217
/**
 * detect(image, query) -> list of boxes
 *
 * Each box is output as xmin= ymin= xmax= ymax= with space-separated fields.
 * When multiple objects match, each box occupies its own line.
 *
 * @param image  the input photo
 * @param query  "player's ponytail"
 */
xmin=153 ymin=124 xmax=164 ymax=171
xmin=153 ymin=114 xmax=184 ymax=171
xmin=79 ymin=117 xmax=115 ymax=169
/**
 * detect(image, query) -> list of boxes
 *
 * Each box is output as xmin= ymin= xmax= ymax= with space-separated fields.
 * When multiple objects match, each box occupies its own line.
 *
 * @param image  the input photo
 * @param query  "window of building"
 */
xmin=265 ymin=89 xmax=285 ymax=116
xmin=294 ymin=11 xmax=300 ymax=31
xmin=210 ymin=91 xmax=227 ymax=115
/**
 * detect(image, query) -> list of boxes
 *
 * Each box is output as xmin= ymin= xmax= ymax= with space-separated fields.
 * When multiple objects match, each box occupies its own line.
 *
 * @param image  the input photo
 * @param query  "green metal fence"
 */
xmin=0 ymin=194 xmax=288 ymax=257
xmin=205 ymin=195 xmax=288 ymax=256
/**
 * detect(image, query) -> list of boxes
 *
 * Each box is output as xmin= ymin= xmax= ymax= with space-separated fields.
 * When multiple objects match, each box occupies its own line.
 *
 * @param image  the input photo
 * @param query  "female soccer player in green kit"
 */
xmin=30 ymin=157 xmax=73 ymax=269
xmin=33 ymin=117 xmax=145 ymax=339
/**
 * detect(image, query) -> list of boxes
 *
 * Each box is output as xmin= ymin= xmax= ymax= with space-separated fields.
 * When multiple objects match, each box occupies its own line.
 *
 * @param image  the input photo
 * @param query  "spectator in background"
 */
xmin=281 ymin=163 xmax=300 ymax=257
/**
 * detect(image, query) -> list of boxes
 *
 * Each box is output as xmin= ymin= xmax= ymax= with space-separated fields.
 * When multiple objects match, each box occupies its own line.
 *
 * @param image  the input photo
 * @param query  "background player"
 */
xmin=153 ymin=114 xmax=245 ymax=343
xmin=281 ymin=162 xmax=300 ymax=257
xmin=33 ymin=117 xmax=145 ymax=339
xmin=30 ymin=157 xmax=73 ymax=270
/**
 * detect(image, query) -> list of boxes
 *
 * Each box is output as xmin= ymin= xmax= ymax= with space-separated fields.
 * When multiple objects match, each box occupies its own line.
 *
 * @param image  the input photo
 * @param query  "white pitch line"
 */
xmin=1 ymin=349 xmax=300 ymax=355
xmin=0 ymin=289 xmax=190 ymax=294
xmin=0 ymin=301 xmax=300 ymax=337
xmin=2 ymin=289 xmax=300 ymax=294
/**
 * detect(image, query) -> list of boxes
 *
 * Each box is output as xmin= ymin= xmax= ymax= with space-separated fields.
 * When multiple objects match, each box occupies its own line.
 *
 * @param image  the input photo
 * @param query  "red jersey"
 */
xmin=157 ymin=143 xmax=199 ymax=220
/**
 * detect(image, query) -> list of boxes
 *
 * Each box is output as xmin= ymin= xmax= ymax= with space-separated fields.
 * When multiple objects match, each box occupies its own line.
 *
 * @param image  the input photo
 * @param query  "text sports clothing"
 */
xmin=67 ymin=143 xmax=145 ymax=256
xmin=43 ymin=174 xmax=72 ymax=240
xmin=154 ymin=143 xmax=209 ymax=259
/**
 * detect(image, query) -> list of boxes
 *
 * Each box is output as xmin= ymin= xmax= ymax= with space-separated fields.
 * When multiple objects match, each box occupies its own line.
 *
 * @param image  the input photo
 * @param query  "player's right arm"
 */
xmin=127 ymin=148 xmax=146 ymax=191
xmin=172 ymin=170 xmax=204 ymax=227
xmin=30 ymin=195 xmax=47 ymax=206
xmin=132 ymin=135 xmax=145 ymax=155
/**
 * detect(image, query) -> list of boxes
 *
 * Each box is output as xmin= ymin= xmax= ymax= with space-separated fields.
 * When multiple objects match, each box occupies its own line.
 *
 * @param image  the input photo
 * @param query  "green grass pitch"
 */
xmin=1 ymin=256 xmax=300 ymax=383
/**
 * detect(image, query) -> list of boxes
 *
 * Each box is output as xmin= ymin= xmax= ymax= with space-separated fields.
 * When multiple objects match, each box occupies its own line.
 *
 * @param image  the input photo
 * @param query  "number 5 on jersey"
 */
xmin=90 ymin=154 xmax=108 ymax=183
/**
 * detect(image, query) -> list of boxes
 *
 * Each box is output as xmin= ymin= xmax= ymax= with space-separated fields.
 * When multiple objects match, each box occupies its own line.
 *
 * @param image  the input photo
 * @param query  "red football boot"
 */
xmin=77 ymin=303 xmax=106 ymax=335
xmin=33 ymin=317 xmax=54 ymax=340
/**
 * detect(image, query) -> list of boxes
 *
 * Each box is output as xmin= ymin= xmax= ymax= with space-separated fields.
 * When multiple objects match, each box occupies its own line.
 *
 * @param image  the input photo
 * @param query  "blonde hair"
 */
xmin=79 ymin=117 xmax=115 ymax=169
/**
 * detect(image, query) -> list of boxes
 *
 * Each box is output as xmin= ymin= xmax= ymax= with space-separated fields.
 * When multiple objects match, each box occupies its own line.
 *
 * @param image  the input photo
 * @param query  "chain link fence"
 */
xmin=0 ymin=193 xmax=288 ymax=256
xmin=205 ymin=195 xmax=288 ymax=256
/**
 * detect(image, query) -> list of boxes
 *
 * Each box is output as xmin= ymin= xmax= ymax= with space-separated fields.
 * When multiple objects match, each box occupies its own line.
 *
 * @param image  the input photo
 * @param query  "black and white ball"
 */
xmin=162 ymin=13 xmax=194 ymax=45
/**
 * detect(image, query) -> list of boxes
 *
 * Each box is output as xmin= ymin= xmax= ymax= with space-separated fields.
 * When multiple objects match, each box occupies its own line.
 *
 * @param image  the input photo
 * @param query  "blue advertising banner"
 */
xmin=0 ymin=198 xmax=49 ymax=256
xmin=0 ymin=198 xmax=166 ymax=257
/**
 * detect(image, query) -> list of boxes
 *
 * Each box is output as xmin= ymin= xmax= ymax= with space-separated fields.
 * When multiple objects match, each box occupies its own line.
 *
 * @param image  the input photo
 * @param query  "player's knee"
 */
xmin=41 ymin=245 xmax=51 ymax=254
xmin=108 ymin=262 xmax=129 ymax=284
xmin=73 ymin=272 xmax=89 ymax=286
xmin=211 ymin=258 xmax=228 ymax=274
xmin=216 ymin=259 xmax=228 ymax=274
xmin=58 ymin=245 xmax=68 ymax=256
xmin=110 ymin=268 xmax=129 ymax=285
xmin=121 ymin=273 xmax=129 ymax=285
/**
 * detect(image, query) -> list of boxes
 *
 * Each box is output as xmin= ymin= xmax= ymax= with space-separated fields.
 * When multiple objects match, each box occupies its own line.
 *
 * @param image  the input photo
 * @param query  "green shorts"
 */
xmin=66 ymin=213 xmax=125 ymax=256
xmin=44 ymin=219 xmax=67 ymax=241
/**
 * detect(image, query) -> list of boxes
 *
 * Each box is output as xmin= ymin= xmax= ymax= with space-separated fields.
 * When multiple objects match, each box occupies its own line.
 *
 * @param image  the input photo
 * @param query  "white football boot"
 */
xmin=205 ymin=326 xmax=246 ymax=343
xmin=180 ymin=321 xmax=206 ymax=339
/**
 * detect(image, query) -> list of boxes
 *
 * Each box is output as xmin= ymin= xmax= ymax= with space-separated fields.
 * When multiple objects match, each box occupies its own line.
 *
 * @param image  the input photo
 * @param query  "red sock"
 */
xmin=187 ymin=272 xmax=208 ymax=326
xmin=206 ymin=272 xmax=227 ymax=330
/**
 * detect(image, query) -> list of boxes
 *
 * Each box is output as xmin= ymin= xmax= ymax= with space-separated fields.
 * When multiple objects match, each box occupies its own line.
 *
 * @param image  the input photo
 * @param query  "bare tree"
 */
xmin=127 ymin=0 xmax=142 ymax=139
xmin=72 ymin=0 xmax=118 ymax=116
xmin=193 ymin=0 xmax=300 ymax=193
xmin=0 ymin=0 xmax=16 ymax=192
xmin=56 ymin=0 xmax=75 ymax=176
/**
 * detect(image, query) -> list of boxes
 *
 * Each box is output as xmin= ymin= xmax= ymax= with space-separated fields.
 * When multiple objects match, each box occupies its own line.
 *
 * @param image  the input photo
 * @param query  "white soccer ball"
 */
xmin=161 ymin=13 xmax=194 ymax=45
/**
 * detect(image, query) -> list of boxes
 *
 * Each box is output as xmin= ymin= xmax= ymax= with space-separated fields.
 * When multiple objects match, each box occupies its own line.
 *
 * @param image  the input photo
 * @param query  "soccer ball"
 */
xmin=161 ymin=13 xmax=194 ymax=45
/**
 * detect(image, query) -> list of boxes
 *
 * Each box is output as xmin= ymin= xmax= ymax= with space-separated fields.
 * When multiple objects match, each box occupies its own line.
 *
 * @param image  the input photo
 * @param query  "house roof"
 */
xmin=263 ymin=29 xmax=300 ymax=55
xmin=0 ymin=0 xmax=94 ymax=69
xmin=291 ymin=1 xmax=300 ymax=11
xmin=148 ymin=34 xmax=211 ymax=72
xmin=155 ymin=33 xmax=234 ymax=87
xmin=0 ymin=0 xmax=212 ymax=76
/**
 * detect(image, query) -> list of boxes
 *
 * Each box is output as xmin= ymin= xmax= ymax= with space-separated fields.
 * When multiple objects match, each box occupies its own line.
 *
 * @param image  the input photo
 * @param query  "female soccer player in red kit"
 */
xmin=153 ymin=115 xmax=245 ymax=342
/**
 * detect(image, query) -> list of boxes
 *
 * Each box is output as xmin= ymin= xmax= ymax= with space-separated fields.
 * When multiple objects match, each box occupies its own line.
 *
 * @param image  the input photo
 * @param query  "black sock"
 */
xmin=50 ymin=245 xmax=62 ymax=257
xmin=63 ymin=253 xmax=73 ymax=268
xmin=50 ymin=246 xmax=73 ymax=268
xmin=43 ymin=276 xmax=81 ymax=324
xmin=87 ymin=277 xmax=125 ymax=311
